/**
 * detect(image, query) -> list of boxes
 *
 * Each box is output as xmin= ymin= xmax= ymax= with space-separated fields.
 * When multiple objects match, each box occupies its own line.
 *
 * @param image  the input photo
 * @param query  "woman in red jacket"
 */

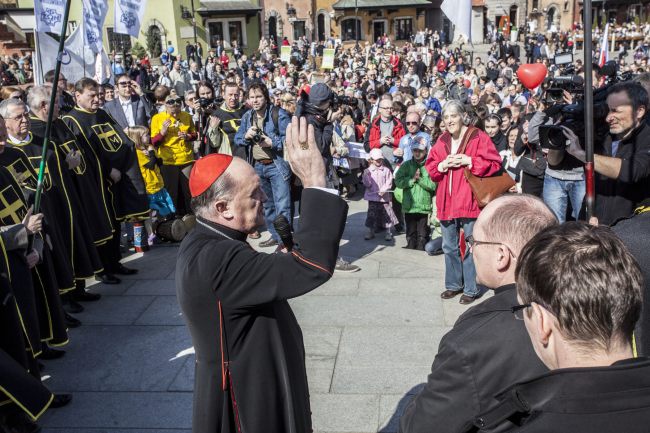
xmin=425 ymin=100 xmax=502 ymax=304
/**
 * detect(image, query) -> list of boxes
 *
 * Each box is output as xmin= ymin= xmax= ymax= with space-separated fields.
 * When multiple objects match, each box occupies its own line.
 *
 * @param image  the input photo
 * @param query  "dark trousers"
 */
xmin=160 ymin=163 xmax=193 ymax=216
xmin=405 ymin=213 xmax=430 ymax=249
xmin=97 ymin=221 xmax=122 ymax=275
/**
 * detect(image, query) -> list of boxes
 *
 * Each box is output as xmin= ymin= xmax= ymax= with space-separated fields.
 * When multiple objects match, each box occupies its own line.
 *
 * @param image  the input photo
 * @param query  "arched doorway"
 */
xmin=547 ymin=7 xmax=557 ymax=31
xmin=269 ymin=16 xmax=277 ymax=43
xmin=146 ymin=25 xmax=162 ymax=57
xmin=317 ymin=13 xmax=326 ymax=41
xmin=509 ymin=5 xmax=518 ymax=27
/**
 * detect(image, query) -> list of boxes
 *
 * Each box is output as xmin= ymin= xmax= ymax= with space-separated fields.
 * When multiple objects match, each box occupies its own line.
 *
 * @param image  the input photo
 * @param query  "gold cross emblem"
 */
xmin=91 ymin=123 xmax=123 ymax=153
xmin=0 ymin=184 xmax=26 ymax=225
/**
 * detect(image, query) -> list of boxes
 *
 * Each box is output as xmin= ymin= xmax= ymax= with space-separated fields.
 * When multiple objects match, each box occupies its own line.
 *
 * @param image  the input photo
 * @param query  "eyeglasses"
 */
xmin=6 ymin=112 xmax=29 ymax=121
xmin=465 ymin=235 xmax=516 ymax=258
xmin=511 ymin=303 xmax=532 ymax=320
xmin=406 ymin=121 xmax=419 ymax=126
xmin=166 ymin=98 xmax=183 ymax=106
xmin=379 ymin=105 xmax=392 ymax=110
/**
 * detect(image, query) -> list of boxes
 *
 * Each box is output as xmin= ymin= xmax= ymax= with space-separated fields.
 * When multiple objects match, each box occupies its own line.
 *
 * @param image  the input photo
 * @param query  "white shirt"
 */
xmin=119 ymin=96 xmax=135 ymax=127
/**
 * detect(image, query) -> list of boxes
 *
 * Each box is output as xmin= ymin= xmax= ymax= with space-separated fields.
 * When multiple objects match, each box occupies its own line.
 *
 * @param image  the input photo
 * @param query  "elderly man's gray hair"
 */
xmin=26 ymin=85 xmax=52 ymax=112
xmin=0 ymin=98 xmax=26 ymax=119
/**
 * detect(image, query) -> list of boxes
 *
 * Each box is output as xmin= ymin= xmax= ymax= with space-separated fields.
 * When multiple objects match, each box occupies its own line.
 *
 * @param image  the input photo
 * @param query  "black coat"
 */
xmin=471 ymin=358 xmax=650 ymax=433
xmin=595 ymin=122 xmax=650 ymax=225
xmin=612 ymin=209 xmax=650 ymax=357
xmin=399 ymin=285 xmax=548 ymax=433
xmin=176 ymin=189 xmax=348 ymax=433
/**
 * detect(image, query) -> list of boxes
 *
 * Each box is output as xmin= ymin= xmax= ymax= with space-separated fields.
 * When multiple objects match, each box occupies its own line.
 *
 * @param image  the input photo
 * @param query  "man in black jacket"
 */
xmin=399 ymin=195 xmax=557 ymax=433
xmin=472 ymin=223 xmax=649 ymax=433
xmin=176 ymin=117 xmax=348 ymax=433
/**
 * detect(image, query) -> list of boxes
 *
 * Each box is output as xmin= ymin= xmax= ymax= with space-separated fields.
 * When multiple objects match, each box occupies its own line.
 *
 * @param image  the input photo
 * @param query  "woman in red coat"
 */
xmin=219 ymin=51 xmax=230 ymax=70
xmin=425 ymin=100 xmax=502 ymax=304
xmin=389 ymin=50 xmax=400 ymax=76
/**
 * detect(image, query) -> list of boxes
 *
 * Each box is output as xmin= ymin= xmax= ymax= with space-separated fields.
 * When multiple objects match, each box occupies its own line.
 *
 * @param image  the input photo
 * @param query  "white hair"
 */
xmin=441 ymin=100 xmax=466 ymax=117
xmin=27 ymin=85 xmax=52 ymax=112
xmin=0 ymin=98 xmax=26 ymax=119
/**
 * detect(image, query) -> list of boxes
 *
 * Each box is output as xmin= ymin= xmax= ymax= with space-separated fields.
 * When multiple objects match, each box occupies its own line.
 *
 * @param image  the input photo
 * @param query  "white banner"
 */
xmin=35 ymin=25 xmax=97 ymax=85
xmin=114 ymin=0 xmax=147 ymax=38
xmin=441 ymin=0 xmax=472 ymax=43
xmin=82 ymin=0 xmax=109 ymax=53
xmin=34 ymin=0 xmax=67 ymax=34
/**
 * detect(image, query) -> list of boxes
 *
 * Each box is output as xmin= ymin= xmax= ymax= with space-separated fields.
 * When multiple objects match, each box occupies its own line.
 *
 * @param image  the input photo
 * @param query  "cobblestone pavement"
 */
xmin=40 ymin=195 xmax=491 ymax=433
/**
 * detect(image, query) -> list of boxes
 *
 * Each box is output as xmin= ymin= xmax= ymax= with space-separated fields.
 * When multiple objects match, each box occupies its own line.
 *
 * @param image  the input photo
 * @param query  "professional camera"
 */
xmin=251 ymin=127 xmax=263 ymax=144
xmin=197 ymin=96 xmax=224 ymax=114
xmin=330 ymin=94 xmax=359 ymax=110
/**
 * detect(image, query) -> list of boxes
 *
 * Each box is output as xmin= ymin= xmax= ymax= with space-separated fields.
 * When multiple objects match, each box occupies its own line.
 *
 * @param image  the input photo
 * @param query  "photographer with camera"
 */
xmin=234 ymin=83 xmax=291 ymax=248
xmin=556 ymin=81 xmax=650 ymax=225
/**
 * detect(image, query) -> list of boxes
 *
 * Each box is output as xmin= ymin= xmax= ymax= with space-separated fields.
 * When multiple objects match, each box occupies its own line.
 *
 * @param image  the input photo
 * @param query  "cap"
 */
xmin=308 ymin=83 xmax=332 ymax=106
xmin=369 ymin=148 xmax=383 ymax=160
xmin=189 ymin=154 xmax=234 ymax=197
xmin=411 ymin=136 xmax=428 ymax=151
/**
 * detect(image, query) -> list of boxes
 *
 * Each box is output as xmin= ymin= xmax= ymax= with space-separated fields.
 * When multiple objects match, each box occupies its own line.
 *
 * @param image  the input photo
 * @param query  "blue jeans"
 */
xmin=543 ymin=175 xmax=585 ymax=223
xmin=441 ymin=219 xmax=478 ymax=296
xmin=255 ymin=162 xmax=292 ymax=242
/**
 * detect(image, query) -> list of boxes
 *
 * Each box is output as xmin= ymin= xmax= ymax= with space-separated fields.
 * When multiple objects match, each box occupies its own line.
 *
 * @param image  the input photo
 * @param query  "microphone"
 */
xmin=273 ymin=215 xmax=294 ymax=252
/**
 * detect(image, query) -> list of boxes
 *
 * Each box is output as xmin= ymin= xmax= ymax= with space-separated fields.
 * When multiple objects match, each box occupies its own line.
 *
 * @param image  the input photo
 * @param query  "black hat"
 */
xmin=308 ymin=83 xmax=332 ymax=106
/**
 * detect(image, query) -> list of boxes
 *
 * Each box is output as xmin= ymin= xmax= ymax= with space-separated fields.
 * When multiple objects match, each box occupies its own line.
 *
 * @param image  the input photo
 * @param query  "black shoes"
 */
xmin=40 ymin=346 xmax=66 ymax=360
xmin=50 ymin=393 xmax=72 ymax=409
xmin=64 ymin=312 xmax=81 ymax=328
xmin=71 ymin=291 xmax=101 ymax=302
xmin=113 ymin=264 xmax=138 ymax=275
xmin=94 ymin=273 xmax=121 ymax=285
xmin=62 ymin=298 xmax=84 ymax=314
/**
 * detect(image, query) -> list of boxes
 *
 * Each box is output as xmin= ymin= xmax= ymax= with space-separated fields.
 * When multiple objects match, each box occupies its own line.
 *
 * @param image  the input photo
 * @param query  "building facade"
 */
xmin=526 ymin=0 xmax=580 ymax=34
xmin=12 ymin=0 xmax=262 ymax=56
xmin=472 ymin=0 xmax=528 ymax=43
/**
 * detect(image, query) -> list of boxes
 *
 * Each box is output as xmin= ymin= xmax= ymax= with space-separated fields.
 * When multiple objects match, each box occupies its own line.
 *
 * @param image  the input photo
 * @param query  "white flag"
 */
xmin=34 ymin=0 xmax=67 ymax=34
xmin=34 ymin=26 xmax=96 ymax=85
xmin=114 ymin=0 xmax=147 ymax=38
xmin=441 ymin=0 xmax=472 ymax=43
xmin=598 ymin=24 xmax=609 ymax=67
xmin=82 ymin=0 xmax=109 ymax=53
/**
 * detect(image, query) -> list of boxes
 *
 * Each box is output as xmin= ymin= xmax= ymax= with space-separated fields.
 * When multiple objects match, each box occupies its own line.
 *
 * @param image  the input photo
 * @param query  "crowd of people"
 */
xmin=0 ymin=20 xmax=649 ymax=432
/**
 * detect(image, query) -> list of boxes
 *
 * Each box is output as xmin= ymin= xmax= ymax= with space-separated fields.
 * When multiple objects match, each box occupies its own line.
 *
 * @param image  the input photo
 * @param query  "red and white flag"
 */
xmin=598 ymin=24 xmax=609 ymax=67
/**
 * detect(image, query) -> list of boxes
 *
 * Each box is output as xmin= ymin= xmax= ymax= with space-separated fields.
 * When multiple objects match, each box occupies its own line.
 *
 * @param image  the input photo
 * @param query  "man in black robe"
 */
xmin=62 ymin=78 xmax=149 ymax=283
xmin=176 ymin=117 xmax=348 ymax=433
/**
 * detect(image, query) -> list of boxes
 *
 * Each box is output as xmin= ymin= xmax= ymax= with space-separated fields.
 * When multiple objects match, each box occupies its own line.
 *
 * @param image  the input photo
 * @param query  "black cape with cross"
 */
xmin=62 ymin=107 xmax=149 ymax=222
xmin=16 ymin=117 xmax=104 ymax=280
xmin=0 ymin=164 xmax=68 ymax=350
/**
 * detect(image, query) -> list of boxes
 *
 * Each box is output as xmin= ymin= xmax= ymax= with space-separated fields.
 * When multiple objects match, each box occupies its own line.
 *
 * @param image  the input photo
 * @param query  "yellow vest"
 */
xmin=150 ymin=111 xmax=195 ymax=165
xmin=136 ymin=149 xmax=164 ymax=195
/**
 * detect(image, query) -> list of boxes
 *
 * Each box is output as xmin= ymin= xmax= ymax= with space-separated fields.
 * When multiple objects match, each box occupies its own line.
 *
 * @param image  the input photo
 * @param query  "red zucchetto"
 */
xmin=189 ymin=154 xmax=234 ymax=198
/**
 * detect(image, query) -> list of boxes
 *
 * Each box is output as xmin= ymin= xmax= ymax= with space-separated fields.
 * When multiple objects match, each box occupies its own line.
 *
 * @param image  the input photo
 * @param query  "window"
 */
xmin=395 ymin=18 xmax=413 ymax=41
xmin=532 ymin=0 xmax=539 ymax=10
xmin=341 ymin=18 xmax=361 ymax=41
xmin=293 ymin=20 xmax=306 ymax=40
xmin=107 ymin=27 xmax=132 ymax=53
xmin=207 ymin=18 xmax=247 ymax=48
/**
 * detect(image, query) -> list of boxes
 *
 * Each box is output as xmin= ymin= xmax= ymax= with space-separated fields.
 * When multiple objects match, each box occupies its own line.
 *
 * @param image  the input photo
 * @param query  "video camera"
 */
xmin=543 ymin=53 xmax=584 ymax=103
xmin=197 ymin=96 xmax=224 ymax=114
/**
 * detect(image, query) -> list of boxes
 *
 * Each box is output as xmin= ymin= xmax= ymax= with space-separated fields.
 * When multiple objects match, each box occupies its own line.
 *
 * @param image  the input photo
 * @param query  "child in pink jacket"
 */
xmin=363 ymin=148 xmax=399 ymax=241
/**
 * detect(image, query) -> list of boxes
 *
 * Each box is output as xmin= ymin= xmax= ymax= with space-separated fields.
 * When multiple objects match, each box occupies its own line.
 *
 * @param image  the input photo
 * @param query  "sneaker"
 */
xmin=335 ymin=258 xmax=360 ymax=273
xmin=384 ymin=232 xmax=393 ymax=241
xmin=364 ymin=228 xmax=375 ymax=240
xmin=148 ymin=233 xmax=157 ymax=246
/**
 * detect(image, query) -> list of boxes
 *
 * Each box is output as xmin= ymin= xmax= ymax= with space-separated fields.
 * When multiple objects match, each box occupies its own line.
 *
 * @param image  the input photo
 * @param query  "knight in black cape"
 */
xmin=176 ymin=136 xmax=348 ymax=433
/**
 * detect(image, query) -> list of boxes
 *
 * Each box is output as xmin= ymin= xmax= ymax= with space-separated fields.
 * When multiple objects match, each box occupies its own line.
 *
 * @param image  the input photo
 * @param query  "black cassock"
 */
xmin=0 ymin=162 xmax=69 ymax=347
xmin=20 ymin=119 xmax=104 ymax=279
xmin=0 ymin=233 xmax=53 ymax=421
xmin=61 ymin=107 xmax=149 ymax=221
xmin=176 ymin=189 xmax=348 ymax=433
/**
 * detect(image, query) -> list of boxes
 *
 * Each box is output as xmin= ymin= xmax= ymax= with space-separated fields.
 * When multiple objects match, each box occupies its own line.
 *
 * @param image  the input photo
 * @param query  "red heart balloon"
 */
xmin=516 ymin=64 xmax=548 ymax=90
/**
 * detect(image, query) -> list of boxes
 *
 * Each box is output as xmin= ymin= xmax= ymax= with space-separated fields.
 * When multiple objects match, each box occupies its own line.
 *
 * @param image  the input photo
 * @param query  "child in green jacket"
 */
xmin=395 ymin=140 xmax=437 ymax=250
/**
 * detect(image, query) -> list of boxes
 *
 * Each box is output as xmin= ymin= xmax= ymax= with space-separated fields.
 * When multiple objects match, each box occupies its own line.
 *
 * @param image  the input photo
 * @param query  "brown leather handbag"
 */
xmin=458 ymin=127 xmax=515 ymax=208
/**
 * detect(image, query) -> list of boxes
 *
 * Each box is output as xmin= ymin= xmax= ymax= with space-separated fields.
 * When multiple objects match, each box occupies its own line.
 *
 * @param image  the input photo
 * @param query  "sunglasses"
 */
xmin=406 ymin=121 xmax=419 ymax=126
xmin=166 ymin=98 xmax=183 ymax=105
xmin=117 ymin=81 xmax=131 ymax=87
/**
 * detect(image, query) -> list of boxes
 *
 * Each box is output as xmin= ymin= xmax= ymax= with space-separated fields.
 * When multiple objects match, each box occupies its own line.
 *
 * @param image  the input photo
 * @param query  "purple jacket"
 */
xmin=363 ymin=164 xmax=393 ymax=203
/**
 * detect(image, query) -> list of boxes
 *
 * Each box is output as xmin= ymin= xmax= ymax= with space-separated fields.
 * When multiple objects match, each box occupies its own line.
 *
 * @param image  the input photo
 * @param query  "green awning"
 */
xmin=198 ymin=1 xmax=262 ymax=15
xmin=332 ymin=0 xmax=431 ymax=10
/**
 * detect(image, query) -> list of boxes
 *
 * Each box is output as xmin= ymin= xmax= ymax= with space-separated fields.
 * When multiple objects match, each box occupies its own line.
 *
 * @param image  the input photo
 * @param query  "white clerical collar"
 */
xmin=8 ymin=132 xmax=31 ymax=145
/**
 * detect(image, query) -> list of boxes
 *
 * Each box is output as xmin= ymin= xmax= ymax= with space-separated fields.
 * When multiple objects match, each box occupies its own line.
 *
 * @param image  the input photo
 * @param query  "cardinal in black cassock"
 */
xmin=176 ymin=153 xmax=348 ymax=433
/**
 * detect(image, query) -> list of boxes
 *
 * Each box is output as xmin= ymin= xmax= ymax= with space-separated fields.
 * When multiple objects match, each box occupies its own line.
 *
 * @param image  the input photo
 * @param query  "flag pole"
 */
xmin=583 ymin=0 xmax=595 ymax=220
xmin=33 ymin=0 xmax=72 ymax=213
